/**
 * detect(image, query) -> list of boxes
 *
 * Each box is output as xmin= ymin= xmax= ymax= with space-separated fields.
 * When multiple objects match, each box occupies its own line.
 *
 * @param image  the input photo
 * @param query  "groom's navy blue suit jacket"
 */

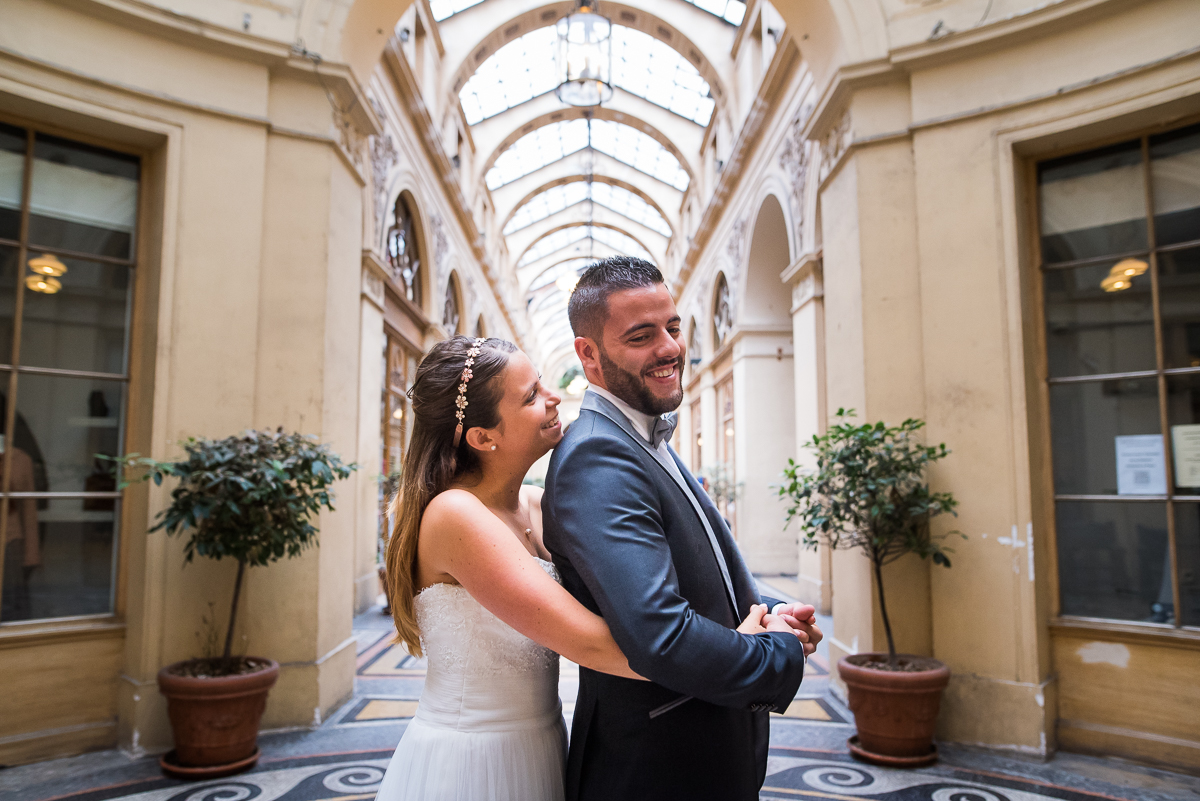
xmin=542 ymin=392 xmax=806 ymax=801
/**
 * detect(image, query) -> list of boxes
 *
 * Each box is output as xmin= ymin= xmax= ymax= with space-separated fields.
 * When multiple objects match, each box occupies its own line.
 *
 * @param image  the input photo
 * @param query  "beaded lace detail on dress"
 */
xmin=415 ymin=557 xmax=561 ymax=677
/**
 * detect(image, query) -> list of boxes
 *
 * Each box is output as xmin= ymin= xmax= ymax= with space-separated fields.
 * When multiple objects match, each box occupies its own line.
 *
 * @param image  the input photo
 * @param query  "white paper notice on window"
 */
xmin=1115 ymin=434 xmax=1167 ymax=495
xmin=1171 ymin=424 xmax=1200 ymax=487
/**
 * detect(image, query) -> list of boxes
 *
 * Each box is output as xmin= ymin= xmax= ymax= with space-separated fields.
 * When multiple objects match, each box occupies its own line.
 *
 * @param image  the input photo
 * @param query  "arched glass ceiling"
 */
xmin=683 ymin=0 xmax=746 ymax=25
xmin=486 ymin=119 xmax=689 ymax=192
xmin=529 ymin=258 xmax=594 ymax=291
xmin=460 ymin=26 xmax=715 ymax=127
xmin=430 ymin=0 xmax=483 ymax=22
xmin=517 ymin=224 xmax=653 ymax=268
xmin=434 ymin=0 xmax=746 ymax=26
xmin=504 ymin=181 xmax=671 ymax=237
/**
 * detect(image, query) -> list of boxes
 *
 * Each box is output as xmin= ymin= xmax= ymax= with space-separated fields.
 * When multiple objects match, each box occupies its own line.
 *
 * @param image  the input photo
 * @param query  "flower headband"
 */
xmin=452 ymin=337 xmax=488 ymax=447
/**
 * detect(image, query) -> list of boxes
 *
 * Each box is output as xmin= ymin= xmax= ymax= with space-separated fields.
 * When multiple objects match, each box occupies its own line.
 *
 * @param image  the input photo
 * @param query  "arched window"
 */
xmin=713 ymin=273 xmax=733 ymax=350
xmin=386 ymin=194 xmax=423 ymax=305
xmin=443 ymin=274 xmax=461 ymax=335
xmin=687 ymin=317 xmax=702 ymax=372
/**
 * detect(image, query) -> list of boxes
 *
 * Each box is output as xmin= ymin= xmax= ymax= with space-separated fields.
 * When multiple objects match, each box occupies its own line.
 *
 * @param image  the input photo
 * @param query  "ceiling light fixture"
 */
xmin=1100 ymin=258 xmax=1148 ymax=292
xmin=555 ymin=1 xmax=613 ymax=107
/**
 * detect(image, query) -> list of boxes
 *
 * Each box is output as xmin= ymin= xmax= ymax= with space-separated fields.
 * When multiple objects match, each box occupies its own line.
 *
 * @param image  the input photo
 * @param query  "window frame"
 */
xmin=0 ymin=120 xmax=141 ymax=629
xmin=1034 ymin=119 xmax=1200 ymax=633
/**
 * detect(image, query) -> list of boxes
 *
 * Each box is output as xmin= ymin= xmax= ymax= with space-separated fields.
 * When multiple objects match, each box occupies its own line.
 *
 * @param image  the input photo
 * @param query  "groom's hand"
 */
xmin=771 ymin=603 xmax=823 ymax=657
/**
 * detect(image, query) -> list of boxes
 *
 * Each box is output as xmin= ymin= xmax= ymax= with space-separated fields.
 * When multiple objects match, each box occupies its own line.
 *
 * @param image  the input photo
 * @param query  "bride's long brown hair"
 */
xmin=386 ymin=335 xmax=517 ymax=655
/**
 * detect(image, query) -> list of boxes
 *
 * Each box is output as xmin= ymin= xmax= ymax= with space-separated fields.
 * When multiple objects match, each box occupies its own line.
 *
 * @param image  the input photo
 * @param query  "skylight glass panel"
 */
xmin=590 ymin=120 xmax=689 ymax=190
xmin=459 ymin=28 xmax=558 ymax=125
xmin=681 ymin=0 xmax=746 ymax=25
xmin=517 ymin=224 xmax=653 ymax=267
xmin=518 ymin=226 xmax=591 ymax=267
xmin=611 ymin=27 xmax=714 ymax=126
xmin=591 ymin=227 xmax=653 ymax=262
xmin=460 ymin=24 xmax=716 ymax=126
xmin=591 ymin=183 xmax=672 ymax=236
xmin=504 ymin=183 xmax=591 ymax=234
xmin=505 ymin=181 xmax=671 ymax=237
xmin=529 ymin=258 xmax=594 ymax=291
xmin=486 ymin=120 xmax=688 ymax=191
xmin=486 ymin=120 xmax=590 ymax=190
xmin=430 ymin=0 xmax=485 ymax=22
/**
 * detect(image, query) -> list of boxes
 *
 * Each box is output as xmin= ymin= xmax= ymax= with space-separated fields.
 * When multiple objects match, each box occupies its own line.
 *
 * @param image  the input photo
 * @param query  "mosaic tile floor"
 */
xmin=3 ymin=577 xmax=1197 ymax=801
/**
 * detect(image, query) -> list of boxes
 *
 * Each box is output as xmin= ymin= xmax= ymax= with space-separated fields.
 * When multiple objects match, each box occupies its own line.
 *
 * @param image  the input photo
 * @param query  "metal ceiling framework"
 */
xmin=434 ymin=0 xmax=741 ymax=374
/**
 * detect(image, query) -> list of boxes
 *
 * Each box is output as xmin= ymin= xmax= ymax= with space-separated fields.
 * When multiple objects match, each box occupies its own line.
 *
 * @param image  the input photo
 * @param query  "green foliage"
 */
xmin=109 ymin=429 xmax=356 ymax=568
xmin=777 ymin=409 xmax=961 ymax=661
xmin=558 ymin=365 xmax=583 ymax=390
xmin=699 ymin=463 xmax=742 ymax=508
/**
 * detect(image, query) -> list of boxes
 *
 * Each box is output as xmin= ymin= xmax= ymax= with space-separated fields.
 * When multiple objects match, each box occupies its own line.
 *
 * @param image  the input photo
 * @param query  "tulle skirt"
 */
xmin=375 ymin=712 xmax=567 ymax=801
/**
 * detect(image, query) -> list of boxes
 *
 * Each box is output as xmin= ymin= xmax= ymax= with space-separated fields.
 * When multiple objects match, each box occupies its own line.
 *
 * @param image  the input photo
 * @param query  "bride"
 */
xmin=375 ymin=336 xmax=795 ymax=801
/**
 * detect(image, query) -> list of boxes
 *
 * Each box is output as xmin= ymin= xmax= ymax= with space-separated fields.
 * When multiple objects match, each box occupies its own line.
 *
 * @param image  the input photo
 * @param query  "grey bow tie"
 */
xmin=650 ymin=413 xmax=679 ymax=449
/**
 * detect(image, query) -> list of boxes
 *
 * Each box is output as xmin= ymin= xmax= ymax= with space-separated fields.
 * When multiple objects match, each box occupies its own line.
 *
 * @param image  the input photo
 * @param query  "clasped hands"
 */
xmin=737 ymin=602 xmax=823 ymax=657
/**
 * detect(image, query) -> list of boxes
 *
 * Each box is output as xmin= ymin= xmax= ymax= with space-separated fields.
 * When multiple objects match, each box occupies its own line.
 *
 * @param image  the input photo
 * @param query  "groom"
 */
xmin=542 ymin=257 xmax=820 ymax=801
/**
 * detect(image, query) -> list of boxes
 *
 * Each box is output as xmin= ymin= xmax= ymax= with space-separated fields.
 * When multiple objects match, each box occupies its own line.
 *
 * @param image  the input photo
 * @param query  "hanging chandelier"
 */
xmin=554 ymin=1 xmax=613 ymax=107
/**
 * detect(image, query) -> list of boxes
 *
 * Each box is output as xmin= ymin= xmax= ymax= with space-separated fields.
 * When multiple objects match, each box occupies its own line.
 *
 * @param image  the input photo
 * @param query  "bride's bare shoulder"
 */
xmin=423 ymin=488 xmax=486 ymax=529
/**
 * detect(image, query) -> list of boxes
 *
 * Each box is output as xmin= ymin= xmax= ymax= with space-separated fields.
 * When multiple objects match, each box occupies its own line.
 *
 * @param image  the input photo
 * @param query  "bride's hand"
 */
xmin=736 ymin=603 xmax=789 ymax=635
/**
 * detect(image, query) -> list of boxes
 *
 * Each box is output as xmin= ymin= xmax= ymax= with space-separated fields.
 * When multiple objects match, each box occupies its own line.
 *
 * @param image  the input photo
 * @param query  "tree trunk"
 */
xmin=223 ymin=559 xmax=246 ymax=661
xmin=872 ymin=555 xmax=898 ymax=666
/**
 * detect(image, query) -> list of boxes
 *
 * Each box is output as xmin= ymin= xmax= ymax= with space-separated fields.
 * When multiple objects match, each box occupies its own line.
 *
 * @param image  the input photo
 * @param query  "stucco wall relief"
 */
xmin=818 ymin=109 xmax=851 ymax=184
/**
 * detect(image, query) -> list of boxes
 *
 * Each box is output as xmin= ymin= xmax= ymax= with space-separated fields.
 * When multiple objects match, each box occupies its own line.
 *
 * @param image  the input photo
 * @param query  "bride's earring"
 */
xmin=491 ymin=445 xmax=497 ymax=451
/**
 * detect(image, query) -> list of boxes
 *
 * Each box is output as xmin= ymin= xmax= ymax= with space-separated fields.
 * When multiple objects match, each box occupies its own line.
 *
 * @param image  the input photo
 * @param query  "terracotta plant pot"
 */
xmin=838 ymin=653 xmax=950 ymax=766
xmin=157 ymin=658 xmax=279 ymax=770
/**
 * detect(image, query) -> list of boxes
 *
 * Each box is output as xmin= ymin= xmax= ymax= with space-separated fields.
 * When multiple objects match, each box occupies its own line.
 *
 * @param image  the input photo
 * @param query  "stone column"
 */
xmin=785 ymin=252 xmax=831 ymax=613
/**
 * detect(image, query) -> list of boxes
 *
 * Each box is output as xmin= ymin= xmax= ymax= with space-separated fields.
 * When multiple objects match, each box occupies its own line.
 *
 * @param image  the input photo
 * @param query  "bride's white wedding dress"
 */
xmin=375 ymin=557 xmax=568 ymax=801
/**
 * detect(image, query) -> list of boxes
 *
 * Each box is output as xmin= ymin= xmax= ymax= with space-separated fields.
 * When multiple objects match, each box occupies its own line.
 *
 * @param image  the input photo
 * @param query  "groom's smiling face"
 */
xmin=584 ymin=283 xmax=685 ymax=416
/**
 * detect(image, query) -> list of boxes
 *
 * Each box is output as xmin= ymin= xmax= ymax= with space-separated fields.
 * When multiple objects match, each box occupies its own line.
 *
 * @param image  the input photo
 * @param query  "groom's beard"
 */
xmin=598 ymin=346 xmax=684 ymax=416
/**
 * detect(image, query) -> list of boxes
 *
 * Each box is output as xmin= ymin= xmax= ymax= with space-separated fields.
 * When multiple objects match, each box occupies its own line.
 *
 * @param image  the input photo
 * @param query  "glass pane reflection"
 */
xmin=0 ymin=246 xmax=16 ymax=363
xmin=29 ymin=134 xmax=138 ymax=260
xmin=1040 ymin=140 xmax=1147 ymax=264
xmin=1172 ymin=503 xmax=1200 ymax=627
xmin=1044 ymin=260 xmax=1155 ymax=377
xmin=1158 ymin=246 xmax=1200 ymax=369
xmin=0 ymin=122 xmax=24 ymax=243
xmin=1150 ymin=123 xmax=1200 ymax=248
xmin=1 ymin=497 xmax=116 ymax=622
xmin=14 ymin=374 xmax=124 ymax=495
xmin=1050 ymin=378 xmax=1161 ymax=496
xmin=19 ymin=256 xmax=131 ymax=374
xmin=1056 ymin=500 xmax=1172 ymax=622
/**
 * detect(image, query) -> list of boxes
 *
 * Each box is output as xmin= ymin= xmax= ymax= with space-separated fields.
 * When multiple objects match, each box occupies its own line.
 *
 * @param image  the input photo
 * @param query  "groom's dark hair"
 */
xmin=568 ymin=256 xmax=664 ymax=340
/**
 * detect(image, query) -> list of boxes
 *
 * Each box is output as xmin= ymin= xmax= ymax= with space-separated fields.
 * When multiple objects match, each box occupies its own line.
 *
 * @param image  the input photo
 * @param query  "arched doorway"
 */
xmin=732 ymin=194 xmax=796 ymax=572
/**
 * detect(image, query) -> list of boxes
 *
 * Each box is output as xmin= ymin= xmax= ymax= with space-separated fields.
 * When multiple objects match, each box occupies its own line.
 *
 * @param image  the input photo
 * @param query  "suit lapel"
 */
xmin=580 ymin=392 xmax=740 ymax=615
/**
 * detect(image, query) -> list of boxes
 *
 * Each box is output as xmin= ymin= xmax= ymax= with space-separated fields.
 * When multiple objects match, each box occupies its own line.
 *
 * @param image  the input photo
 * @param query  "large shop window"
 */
xmin=0 ymin=122 xmax=136 ymax=624
xmin=1040 ymin=122 xmax=1200 ymax=628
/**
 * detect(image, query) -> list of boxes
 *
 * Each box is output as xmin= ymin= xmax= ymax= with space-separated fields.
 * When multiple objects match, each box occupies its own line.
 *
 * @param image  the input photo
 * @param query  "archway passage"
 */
xmin=731 ymin=193 xmax=797 ymax=571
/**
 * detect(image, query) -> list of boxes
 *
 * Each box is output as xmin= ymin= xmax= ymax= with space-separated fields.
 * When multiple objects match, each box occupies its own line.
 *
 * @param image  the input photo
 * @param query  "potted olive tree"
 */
xmin=111 ymin=429 xmax=354 ymax=779
xmin=778 ymin=410 xmax=961 ymax=766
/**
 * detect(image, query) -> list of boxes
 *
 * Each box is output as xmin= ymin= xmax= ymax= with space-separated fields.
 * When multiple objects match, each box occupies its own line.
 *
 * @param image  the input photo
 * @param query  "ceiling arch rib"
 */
xmin=505 ymin=202 xmax=668 ymax=267
xmin=489 ymin=150 xmax=684 ymax=230
xmin=516 ymin=222 xmax=653 ymax=268
xmin=503 ymin=175 xmax=674 ymax=236
xmin=469 ymin=88 xmax=705 ymax=177
xmin=485 ymin=118 xmax=690 ymax=193
xmin=434 ymin=0 xmax=746 ymax=25
xmin=459 ymin=24 xmax=715 ymax=127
